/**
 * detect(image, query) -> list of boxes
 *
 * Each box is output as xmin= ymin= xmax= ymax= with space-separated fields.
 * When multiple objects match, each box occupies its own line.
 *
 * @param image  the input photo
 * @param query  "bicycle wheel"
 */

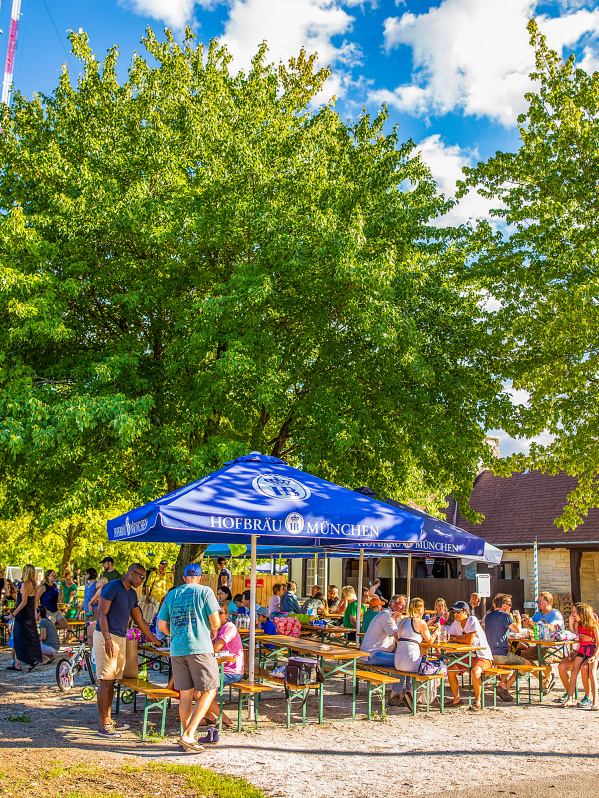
xmin=121 ymin=689 xmax=135 ymax=705
xmin=81 ymin=685 xmax=97 ymax=701
xmin=56 ymin=659 xmax=74 ymax=692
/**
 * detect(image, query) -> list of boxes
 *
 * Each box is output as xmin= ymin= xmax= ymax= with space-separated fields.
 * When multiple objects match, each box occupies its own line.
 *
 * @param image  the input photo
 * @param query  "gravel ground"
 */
xmin=1 ymin=646 xmax=599 ymax=798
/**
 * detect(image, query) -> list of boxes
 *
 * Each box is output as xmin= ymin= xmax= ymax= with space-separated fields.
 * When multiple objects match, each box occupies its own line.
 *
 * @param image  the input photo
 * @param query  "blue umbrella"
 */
xmin=107 ymin=452 xmax=424 ymax=690
xmin=107 ymin=453 xmax=424 ymax=547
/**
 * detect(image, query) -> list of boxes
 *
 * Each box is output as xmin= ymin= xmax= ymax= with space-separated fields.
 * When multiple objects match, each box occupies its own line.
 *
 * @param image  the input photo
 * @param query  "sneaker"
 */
xmin=97 ymin=723 xmax=121 ymax=738
xmin=554 ymin=691 xmax=569 ymax=704
xmin=468 ymin=702 xmax=482 ymax=713
xmin=387 ymin=694 xmax=405 ymax=707
xmin=577 ymin=696 xmax=592 ymax=709
xmin=112 ymin=721 xmax=130 ymax=730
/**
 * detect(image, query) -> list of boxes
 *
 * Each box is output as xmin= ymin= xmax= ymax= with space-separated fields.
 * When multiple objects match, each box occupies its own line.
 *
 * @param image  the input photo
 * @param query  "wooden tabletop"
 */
xmin=259 ymin=634 xmax=364 ymax=660
xmin=422 ymin=643 xmax=484 ymax=653
xmin=138 ymin=645 xmax=236 ymax=664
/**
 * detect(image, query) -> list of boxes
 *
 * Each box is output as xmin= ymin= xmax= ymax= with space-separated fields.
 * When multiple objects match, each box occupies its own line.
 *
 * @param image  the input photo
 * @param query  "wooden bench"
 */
xmin=247 ymin=665 xmax=322 ymax=728
xmin=358 ymin=662 xmax=446 ymax=715
xmin=115 ymin=677 xmax=179 ymax=739
xmin=479 ymin=667 xmax=512 ymax=708
xmin=324 ymin=664 xmax=400 ymax=718
xmin=222 ymin=677 xmax=273 ymax=731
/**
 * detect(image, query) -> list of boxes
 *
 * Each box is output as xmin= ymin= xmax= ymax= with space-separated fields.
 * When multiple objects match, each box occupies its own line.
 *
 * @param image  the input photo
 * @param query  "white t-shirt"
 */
xmin=361 ymin=609 xmax=399 ymax=655
xmin=445 ymin=615 xmax=493 ymax=661
xmin=268 ymin=595 xmax=281 ymax=615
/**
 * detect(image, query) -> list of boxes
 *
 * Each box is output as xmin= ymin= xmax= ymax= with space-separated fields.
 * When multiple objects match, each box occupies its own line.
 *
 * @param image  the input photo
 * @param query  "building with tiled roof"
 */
xmin=445 ymin=470 xmax=599 ymax=607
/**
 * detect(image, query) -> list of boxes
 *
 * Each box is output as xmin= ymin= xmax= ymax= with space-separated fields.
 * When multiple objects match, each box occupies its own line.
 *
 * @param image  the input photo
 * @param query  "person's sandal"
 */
xmin=177 ymin=738 xmax=204 ymax=753
xmin=561 ymin=697 xmax=576 ymax=707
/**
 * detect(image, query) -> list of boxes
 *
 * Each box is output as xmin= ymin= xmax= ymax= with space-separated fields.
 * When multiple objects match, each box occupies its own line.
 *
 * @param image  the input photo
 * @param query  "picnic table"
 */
xmin=136 ymin=644 xmax=236 ymax=731
xmin=508 ymin=634 xmax=578 ymax=701
xmin=65 ymin=619 xmax=86 ymax=641
xmin=300 ymin=624 xmax=354 ymax=646
xmin=258 ymin=634 xmax=364 ymax=722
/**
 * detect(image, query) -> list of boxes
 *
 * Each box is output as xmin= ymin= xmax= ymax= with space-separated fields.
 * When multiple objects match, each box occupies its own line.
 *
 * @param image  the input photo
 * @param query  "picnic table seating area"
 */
xmin=115 ymin=676 xmax=179 ymax=740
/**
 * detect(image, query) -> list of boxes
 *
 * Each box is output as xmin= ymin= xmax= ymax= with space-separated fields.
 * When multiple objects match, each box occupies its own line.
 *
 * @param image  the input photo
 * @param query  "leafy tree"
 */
xmin=0 ymin=28 xmax=503 ymax=571
xmin=459 ymin=20 xmax=599 ymax=530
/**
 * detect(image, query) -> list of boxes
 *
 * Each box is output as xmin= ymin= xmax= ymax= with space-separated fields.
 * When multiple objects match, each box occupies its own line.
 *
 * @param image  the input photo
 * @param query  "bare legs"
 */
xmin=97 ymin=679 xmax=115 ymax=728
xmin=179 ymin=688 xmax=217 ymax=744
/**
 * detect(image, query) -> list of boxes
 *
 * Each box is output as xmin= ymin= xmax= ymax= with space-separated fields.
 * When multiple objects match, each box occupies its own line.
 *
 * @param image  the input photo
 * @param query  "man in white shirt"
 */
xmin=445 ymin=600 xmax=494 ymax=712
xmin=360 ymin=594 xmax=407 ymax=706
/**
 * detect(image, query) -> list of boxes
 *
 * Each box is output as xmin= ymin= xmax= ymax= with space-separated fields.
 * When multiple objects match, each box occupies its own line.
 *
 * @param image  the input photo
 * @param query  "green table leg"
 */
xmin=219 ymin=662 xmax=224 ymax=733
xmin=440 ymin=675 xmax=444 ymax=714
xmin=319 ymin=655 xmax=325 ymax=724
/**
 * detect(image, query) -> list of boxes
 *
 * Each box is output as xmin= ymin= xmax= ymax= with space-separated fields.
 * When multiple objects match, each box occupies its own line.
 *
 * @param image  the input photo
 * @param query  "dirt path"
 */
xmin=1 ymin=647 xmax=598 ymax=798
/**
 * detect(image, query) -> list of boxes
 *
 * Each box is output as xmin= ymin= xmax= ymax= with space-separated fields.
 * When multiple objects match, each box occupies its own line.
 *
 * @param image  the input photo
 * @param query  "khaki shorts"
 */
xmin=93 ymin=630 xmax=127 ymax=681
xmin=171 ymin=653 xmax=219 ymax=692
xmin=494 ymin=652 xmax=527 ymax=666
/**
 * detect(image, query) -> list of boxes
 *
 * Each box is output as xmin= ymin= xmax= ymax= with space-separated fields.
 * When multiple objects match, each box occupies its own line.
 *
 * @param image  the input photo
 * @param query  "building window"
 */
xmin=500 ymin=561 xmax=521 ymax=580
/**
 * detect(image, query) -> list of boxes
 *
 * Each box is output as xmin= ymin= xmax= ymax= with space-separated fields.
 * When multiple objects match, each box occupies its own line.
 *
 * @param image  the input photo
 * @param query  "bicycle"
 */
xmin=55 ymin=640 xmax=98 ymax=701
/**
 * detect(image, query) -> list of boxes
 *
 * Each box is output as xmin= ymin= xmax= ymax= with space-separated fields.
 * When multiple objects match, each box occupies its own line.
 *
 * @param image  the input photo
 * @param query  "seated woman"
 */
xmin=202 ymin=603 xmax=245 ymax=729
xmin=427 ymin=598 xmax=449 ymax=628
xmin=37 ymin=606 xmax=60 ymax=663
xmin=217 ymin=586 xmax=234 ymax=612
xmin=302 ymin=591 xmax=327 ymax=617
xmin=395 ymin=597 xmax=438 ymax=711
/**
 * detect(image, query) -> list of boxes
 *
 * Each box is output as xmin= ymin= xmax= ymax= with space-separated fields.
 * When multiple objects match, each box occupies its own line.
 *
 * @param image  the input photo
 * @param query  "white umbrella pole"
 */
xmin=314 ymin=552 xmax=318 ymax=588
xmin=249 ymin=535 xmax=257 ymax=687
xmin=355 ymin=549 xmax=364 ymax=641
xmin=323 ymin=552 xmax=328 ymax=601
xmin=391 ymin=556 xmax=396 ymax=597
xmin=406 ymin=554 xmax=412 ymax=605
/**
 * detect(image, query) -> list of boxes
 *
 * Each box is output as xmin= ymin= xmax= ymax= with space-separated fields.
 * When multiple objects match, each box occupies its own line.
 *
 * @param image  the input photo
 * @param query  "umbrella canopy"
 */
xmin=107 ymin=453 xmax=424 ymax=547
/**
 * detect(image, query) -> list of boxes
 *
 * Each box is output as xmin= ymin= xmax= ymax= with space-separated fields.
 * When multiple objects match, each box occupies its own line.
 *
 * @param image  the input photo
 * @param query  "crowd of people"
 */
xmin=4 ymin=558 xmax=599 ymax=749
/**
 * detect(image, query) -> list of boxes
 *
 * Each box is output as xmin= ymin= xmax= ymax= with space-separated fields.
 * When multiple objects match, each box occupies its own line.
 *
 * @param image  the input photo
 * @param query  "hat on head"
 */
xmin=369 ymin=597 xmax=384 ymax=608
xmin=450 ymin=601 xmax=471 ymax=613
xmin=100 ymin=556 xmax=114 ymax=564
xmin=160 ymin=560 xmax=168 ymax=565
xmin=184 ymin=563 xmax=203 ymax=577
xmin=257 ymin=607 xmax=270 ymax=617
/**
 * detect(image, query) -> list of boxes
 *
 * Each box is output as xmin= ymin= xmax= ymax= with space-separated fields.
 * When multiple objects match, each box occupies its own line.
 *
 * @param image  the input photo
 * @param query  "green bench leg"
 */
xmin=440 ymin=677 xmax=444 ymax=713
xmin=367 ymin=682 xmax=372 ymax=719
xmin=238 ymin=690 xmax=243 ymax=733
xmin=411 ymin=677 xmax=417 ymax=716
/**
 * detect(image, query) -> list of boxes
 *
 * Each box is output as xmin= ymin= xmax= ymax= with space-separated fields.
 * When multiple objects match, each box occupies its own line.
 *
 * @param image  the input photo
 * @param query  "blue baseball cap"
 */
xmin=184 ymin=563 xmax=203 ymax=577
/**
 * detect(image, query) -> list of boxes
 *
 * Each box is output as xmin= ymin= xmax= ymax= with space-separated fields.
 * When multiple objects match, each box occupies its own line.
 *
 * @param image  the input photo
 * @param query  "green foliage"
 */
xmin=459 ymin=20 xmax=599 ymax=530
xmin=0 ymin=26 xmax=502 ymax=539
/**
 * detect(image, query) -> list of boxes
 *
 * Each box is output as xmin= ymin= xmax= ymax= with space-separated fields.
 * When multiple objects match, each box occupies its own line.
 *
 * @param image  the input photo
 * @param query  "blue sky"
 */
xmin=4 ymin=0 xmax=599 ymax=456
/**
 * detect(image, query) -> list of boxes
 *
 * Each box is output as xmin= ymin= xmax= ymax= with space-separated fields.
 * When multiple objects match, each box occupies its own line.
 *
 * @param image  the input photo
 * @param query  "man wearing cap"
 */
xmin=100 ymin=557 xmax=121 ymax=583
xmin=445 ymin=601 xmax=494 ymax=711
xmin=157 ymin=563 xmax=220 ymax=753
xmin=146 ymin=559 xmax=169 ymax=604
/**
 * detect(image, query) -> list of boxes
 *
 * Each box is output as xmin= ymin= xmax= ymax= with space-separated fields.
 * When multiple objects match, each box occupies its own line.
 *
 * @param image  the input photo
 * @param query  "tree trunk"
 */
xmin=60 ymin=523 xmax=83 ymax=578
xmin=173 ymin=543 xmax=208 ymax=587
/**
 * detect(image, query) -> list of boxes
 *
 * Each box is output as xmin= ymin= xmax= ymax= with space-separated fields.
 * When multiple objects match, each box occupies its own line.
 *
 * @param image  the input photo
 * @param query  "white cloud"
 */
xmin=118 ymin=0 xmax=210 ymax=30
xmin=415 ymin=134 xmax=495 ymax=225
xmin=220 ymin=0 xmax=360 ymax=101
xmin=376 ymin=0 xmax=599 ymax=125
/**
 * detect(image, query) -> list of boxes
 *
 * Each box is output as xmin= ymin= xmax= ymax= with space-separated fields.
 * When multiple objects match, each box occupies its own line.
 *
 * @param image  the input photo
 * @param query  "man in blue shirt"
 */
xmin=216 ymin=557 xmax=232 ymax=590
xmin=520 ymin=591 xmax=565 ymax=692
xmin=484 ymin=593 xmax=524 ymax=701
xmin=94 ymin=563 xmax=159 ymax=738
xmin=158 ymin=563 xmax=220 ymax=752
xmin=279 ymin=581 xmax=301 ymax=614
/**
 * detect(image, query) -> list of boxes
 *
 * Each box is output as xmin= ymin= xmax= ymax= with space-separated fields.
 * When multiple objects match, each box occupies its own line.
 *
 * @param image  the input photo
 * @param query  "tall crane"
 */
xmin=2 ymin=0 xmax=21 ymax=105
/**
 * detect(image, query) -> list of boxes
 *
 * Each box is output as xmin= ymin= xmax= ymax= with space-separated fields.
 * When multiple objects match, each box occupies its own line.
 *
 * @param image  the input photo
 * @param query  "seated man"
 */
xmin=279 ymin=581 xmax=301 ymax=614
xmin=484 ymin=593 xmax=524 ymax=701
xmin=238 ymin=590 xmax=259 ymax=619
xmin=520 ymin=591 xmax=564 ymax=693
xmin=360 ymin=594 xmax=406 ymax=706
xmin=445 ymin=601 xmax=494 ymax=712
xmin=326 ymin=585 xmax=341 ymax=613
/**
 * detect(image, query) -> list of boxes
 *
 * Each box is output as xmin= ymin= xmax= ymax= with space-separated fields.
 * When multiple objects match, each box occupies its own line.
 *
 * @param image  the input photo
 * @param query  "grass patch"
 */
xmin=152 ymin=762 xmax=268 ymax=798
xmin=5 ymin=715 xmax=31 ymax=723
xmin=0 ymin=758 xmax=268 ymax=798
